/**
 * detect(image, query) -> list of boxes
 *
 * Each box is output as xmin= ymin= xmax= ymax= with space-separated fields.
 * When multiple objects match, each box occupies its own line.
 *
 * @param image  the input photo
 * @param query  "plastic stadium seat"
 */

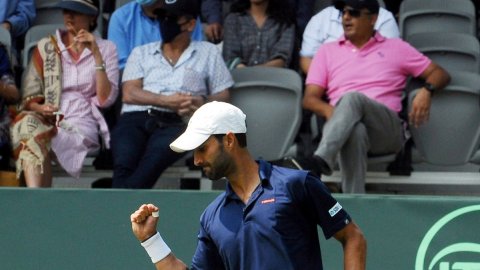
xmin=230 ymin=67 xmax=303 ymax=161
xmin=408 ymin=71 xmax=480 ymax=166
xmin=407 ymin=32 xmax=480 ymax=73
xmin=399 ymin=0 xmax=476 ymax=39
xmin=0 ymin=27 xmax=11 ymax=60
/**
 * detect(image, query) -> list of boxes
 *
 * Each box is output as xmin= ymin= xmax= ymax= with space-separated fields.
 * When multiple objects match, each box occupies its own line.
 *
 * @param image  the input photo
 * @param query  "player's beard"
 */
xmin=204 ymin=144 xmax=234 ymax=181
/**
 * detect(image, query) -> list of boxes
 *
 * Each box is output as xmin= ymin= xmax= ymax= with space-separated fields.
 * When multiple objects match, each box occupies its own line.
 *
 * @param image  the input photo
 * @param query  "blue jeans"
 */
xmin=111 ymin=111 xmax=186 ymax=188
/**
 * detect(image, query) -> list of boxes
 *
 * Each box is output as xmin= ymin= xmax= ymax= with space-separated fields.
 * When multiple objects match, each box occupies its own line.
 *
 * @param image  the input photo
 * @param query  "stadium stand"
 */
xmin=230 ymin=66 xmax=303 ymax=161
xmin=408 ymin=70 xmax=480 ymax=166
xmin=399 ymin=0 xmax=476 ymax=39
xmin=407 ymin=32 xmax=480 ymax=73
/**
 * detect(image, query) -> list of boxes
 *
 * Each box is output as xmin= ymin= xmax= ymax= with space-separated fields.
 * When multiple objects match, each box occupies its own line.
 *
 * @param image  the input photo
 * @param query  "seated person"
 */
xmin=11 ymin=0 xmax=119 ymax=187
xmin=222 ymin=0 xmax=296 ymax=68
xmin=108 ymin=0 xmax=204 ymax=70
xmin=300 ymin=4 xmax=399 ymax=74
xmin=1 ymin=0 xmax=36 ymax=60
xmin=111 ymin=0 xmax=232 ymax=189
xmin=201 ymin=0 xmax=314 ymax=43
xmin=0 ymin=43 xmax=20 ymax=170
xmin=302 ymin=0 xmax=450 ymax=193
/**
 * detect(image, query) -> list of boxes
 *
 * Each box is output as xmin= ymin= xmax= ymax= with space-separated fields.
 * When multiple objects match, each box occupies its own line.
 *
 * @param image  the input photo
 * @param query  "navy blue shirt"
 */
xmin=191 ymin=160 xmax=351 ymax=270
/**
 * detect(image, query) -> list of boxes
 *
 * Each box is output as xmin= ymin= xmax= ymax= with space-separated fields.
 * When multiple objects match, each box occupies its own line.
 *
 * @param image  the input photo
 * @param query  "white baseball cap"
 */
xmin=169 ymin=101 xmax=247 ymax=153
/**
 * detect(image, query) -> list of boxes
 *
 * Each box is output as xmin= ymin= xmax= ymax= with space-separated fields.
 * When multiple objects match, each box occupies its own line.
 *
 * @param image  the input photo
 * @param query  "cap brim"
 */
xmin=169 ymin=131 xmax=210 ymax=153
xmin=56 ymin=2 xmax=98 ymax=16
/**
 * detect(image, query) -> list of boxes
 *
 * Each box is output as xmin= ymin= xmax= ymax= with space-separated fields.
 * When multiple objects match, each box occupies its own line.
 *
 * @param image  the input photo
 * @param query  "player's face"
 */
xmin=194 ymin=136 xmax=234 ymax=180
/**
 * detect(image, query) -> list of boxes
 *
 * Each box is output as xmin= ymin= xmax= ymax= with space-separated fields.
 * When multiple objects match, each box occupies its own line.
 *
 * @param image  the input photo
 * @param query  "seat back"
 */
xmin=0 ymin=27 xmax=11 ymax=60
xmin=407 ymin=32 xmax=480 ymax=73
xmin=408 ymin=71 xmax=480 ymax=165
xmin=399 ymin=0 xmax=476 ymax=39
xmin=230 ymin=67 xmax=303 ymax=161
xmin=23 ymin=24 xmax=63 ymax=68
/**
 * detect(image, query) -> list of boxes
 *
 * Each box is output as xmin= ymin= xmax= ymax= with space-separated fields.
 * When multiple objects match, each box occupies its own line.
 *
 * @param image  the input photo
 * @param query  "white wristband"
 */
xmin=141 ymin=232 xmax=171 ymax=264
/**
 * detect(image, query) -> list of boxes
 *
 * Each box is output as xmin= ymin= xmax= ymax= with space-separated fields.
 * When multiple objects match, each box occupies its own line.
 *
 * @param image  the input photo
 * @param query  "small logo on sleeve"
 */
xmin=329 ymin=202 xmax=343 ymax=217
xmin=261 ymin=198 xmax=275 ymax=204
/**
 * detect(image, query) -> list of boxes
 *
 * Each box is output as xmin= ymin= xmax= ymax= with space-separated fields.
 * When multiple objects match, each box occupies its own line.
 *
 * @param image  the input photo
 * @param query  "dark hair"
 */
xmin=229 ymin=0 xmax=295 ymax=26
xmin=214 ymin=133 xmax=247 ymax=148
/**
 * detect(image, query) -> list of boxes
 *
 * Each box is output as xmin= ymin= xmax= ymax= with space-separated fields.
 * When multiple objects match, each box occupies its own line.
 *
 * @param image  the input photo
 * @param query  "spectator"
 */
xmin=0 ymin=0 xmax=36 ymax=38
xmin=0 ymin=0 xmax=36 ymax=61
xmin=130 ymin=101 xmax=367 ymax=269
xmin=108 ymin=0 xmax=204 ymax=71
xmin=11 ymin=0 xmax=119 ymax=187
xmin=222 ymin=0 xmax=296 ymax=69
xmin=300 ymin=5 xmax=399 ymax=74
xmin=111 ymin=0 xmax=232 ymax=189
xmin=302 ymin=0 xmax=450 ymax=193
xmin=202 ymin=0 xmax=314 ymax=43
xmin=0 ymin=43 xmax=20 ymax=170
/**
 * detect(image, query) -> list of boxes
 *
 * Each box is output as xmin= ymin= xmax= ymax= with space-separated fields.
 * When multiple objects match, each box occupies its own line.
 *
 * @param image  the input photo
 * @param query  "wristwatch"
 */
xmin=95 ymin=62 xmax=106 ymax=71
xmin=423 ymin=82 xmax=437 ymax=94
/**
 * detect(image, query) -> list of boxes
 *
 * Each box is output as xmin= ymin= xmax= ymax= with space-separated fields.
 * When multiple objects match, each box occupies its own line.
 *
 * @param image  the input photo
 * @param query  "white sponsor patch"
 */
xmin=328 ymin=202 xmax=342 ymax=217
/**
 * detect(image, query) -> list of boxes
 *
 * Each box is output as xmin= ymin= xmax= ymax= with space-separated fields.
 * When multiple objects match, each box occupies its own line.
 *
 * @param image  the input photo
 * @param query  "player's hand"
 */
xmin=131 ymin=204 xmax=159 ymax=242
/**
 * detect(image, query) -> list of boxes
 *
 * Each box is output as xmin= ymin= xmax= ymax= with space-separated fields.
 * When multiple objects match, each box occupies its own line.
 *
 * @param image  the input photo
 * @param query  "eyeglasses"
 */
xmin=341 ymin=7 xmax=372 ymax=18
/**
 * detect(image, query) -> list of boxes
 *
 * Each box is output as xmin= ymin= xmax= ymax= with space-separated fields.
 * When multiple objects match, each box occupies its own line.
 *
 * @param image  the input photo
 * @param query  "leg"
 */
xmin=339 ymin=123 xmax=368 ymax=194
xmin=315 ymin=92 xmax=403 ymax=182
xmin=112 ymin=113 xmax=186 ymax=189
xmin=23 ymin=153 xmax=52 ymax=188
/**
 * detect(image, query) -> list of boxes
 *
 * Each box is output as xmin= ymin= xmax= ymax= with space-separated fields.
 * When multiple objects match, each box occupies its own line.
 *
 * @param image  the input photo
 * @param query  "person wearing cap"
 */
xmin=222 ymin=0 xmax=296 ymax=69
xmin=299 ymin=4 xmax=399 ymax=75
xmin=111 ymin=0 xmax=232 ymax=189
xmin=10 ymin=0 xmax=119 ymax=187
xmin=130 ymin=101 xmax=367 ymax=269
xmin=108 ymin=0 xmax=204 ymax=71
xmin=302 ymin=0 xmax=450 ymax=193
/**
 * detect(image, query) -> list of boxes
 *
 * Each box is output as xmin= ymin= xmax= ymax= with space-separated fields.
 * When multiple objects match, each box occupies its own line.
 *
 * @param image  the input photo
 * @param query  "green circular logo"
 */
xmin=415 ymin=205 xmax=480 ymax=270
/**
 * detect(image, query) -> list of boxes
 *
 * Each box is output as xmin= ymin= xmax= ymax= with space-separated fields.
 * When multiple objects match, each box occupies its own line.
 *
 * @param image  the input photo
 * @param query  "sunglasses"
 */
xmin=341 ymin=7 xmax=372 ymax=18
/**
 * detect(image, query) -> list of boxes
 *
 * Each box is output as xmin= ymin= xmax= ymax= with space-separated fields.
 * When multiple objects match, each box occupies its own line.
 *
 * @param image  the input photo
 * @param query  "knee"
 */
xmin=337 ymin=92 xmax=367 ymax=110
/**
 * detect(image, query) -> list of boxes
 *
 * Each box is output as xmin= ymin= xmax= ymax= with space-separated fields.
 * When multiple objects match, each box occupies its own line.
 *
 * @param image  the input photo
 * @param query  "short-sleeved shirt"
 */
xmin=222 ymin=12 xmax=295 ymax=67
xmin=107 ymin=2 xmax=204 ymax=70
xmin=191 ymin=160 xmax=351 ymax=270
xmin=300 ymin=6 xmax=399 ymax=57
xmin=306 ymin=32 xmax=431 ymax=112
xmin=122 ymin=41 xmax=234 ymax=113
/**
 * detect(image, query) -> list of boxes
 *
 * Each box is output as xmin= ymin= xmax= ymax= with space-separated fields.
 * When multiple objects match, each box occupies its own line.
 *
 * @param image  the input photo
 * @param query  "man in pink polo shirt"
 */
xmin=303 ymin=0 xmax=450 ymax=193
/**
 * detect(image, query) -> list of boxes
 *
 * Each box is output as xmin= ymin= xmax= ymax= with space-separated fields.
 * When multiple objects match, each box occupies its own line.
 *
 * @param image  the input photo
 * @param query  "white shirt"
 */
xmin=300 ymin=6 xmax=400 ymax=57
xmin=122 ymin=41 xmax=234 ymax=113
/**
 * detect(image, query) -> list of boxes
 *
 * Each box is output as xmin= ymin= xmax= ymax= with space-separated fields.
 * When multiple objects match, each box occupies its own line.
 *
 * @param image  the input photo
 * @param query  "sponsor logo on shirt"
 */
xmin=328 ymin=202 xmax=342 ymax=217
xmin=261 ymin=198 xmax=275 ymax=204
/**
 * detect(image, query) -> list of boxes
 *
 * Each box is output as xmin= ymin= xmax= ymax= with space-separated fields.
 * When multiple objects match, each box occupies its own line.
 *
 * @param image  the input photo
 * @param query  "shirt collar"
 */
xmin=150 ymin=41 xmax=197 ymax=66
xmin=224 ymin=160 xmax=272 ymax=202
xmin=338 ymin=31 xmax=385 ymax=46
